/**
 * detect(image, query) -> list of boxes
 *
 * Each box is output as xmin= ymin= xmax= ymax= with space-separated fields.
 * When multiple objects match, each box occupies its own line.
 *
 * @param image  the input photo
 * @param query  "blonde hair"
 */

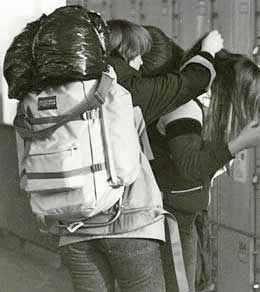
xmin=107 ymin=19 xmax=152 ymax=62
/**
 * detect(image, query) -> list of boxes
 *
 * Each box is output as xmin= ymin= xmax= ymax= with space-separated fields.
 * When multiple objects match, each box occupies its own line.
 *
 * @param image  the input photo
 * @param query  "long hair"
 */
xmin=205 ymin=52 xmax=260 ymax=142
xmin=181 ymin=35 xmax=260 ymax=143
xmin=107 ymin=19 xmax=152 ymax=62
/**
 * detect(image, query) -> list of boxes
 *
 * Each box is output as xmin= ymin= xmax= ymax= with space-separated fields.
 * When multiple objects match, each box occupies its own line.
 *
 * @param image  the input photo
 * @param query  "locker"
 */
xmin=209 ymin=225 xmax=260 ymax=292
xmin=210 ymin=149 xmax=256 ymax=234
xmin=65 ymin=0 xmax=258 ymax=56
xmin=175 ymin=0 xmax=211 ymax=50
xmin=211 ymin=0 xmax=255 ymax=55
xmin=111 ymin=0 xmax=142 ymax=24
xmin=254 ymin=0 xmax=260 ymax=65
xmin=209 ymin=146 xmax=260 ymax=292
xmin=139 ymin=0 xmax=174 ymax=39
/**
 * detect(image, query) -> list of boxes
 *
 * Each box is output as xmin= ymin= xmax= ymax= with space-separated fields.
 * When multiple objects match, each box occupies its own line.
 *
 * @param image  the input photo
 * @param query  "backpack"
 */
xmin=15 ymin=74 xmax=191 ymax=292
xmin=15 ymin=71 xmax=141 ymax=233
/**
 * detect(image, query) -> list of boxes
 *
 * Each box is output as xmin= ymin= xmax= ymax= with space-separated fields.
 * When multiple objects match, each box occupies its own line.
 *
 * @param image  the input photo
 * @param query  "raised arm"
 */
xmin=109 ymin=30 xmax=223 ymax=125
xmin=163 ymin=105 xmax=260 ymax=188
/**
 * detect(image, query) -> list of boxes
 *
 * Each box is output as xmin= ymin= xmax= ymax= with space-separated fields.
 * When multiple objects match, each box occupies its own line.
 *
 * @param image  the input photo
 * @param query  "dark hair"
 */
xmin=141 ymin=26 xmax=184 ymax=76
xmin=205 ymin=52 xmax=260 ymax=142
xmin=182 ymin=34 xmax=260 ymax=143
xmin=107 ymin=19 xmax=152 ymax=62
xmin=180 ymin=32 xmax=209 ymax=66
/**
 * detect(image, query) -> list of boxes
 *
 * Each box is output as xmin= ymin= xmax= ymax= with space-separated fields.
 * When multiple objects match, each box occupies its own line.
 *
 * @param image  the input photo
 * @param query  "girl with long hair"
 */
xmin=143 ymin=30 xmax=260 ymax=292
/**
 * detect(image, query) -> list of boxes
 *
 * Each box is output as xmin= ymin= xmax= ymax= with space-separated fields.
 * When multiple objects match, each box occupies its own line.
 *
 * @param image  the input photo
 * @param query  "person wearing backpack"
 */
xmin=4 ymin=9 xmax=221 ymax=292
xmin=4 ymin=6 xmax=175 ymax=292
xmin=142 ymin=30 xmax=260 ymax=291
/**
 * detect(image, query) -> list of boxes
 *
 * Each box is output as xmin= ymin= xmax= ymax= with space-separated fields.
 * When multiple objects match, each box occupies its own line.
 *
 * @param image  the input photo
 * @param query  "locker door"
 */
xmin=111 ymin=0 xmax=141 ymax=23
xmin=254 ymin=0 xmax=260 ymax=65
xmin=217 ymin=228 xmax=255 ymax=292
xmin=67 ymin=0 xmax=85 ymax=6
xmin=212 ymin=0 xmax=255 ymax=55
xmin=255 ymin=148 xmax=260 ymax=237
xmin=176 ymin=0 xmax=211 ymax=50
xmin=210 ymin=149 xmax=256 ymax=234
xmin=140 ymin=0 xmax=173 ymax=38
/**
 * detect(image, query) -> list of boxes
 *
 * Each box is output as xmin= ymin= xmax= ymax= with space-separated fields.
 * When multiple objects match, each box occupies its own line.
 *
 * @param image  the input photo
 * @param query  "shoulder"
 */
xmin=108 ymin=54 xmax=141 ymax=82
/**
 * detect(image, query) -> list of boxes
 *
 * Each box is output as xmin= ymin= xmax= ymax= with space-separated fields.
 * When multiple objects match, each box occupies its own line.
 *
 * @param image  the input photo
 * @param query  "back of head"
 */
xmin=142 ymin=26 xmax=184 ymax=76
xmin=107 ymin=19 xmax=152 ymax=62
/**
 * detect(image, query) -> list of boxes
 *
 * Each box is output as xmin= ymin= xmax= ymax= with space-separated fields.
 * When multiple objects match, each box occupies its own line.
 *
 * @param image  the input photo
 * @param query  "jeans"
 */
xmin=60 ymin=238 xmax=166 ymax=292
xmin=161 ymin=208 xmax=198 ymax=292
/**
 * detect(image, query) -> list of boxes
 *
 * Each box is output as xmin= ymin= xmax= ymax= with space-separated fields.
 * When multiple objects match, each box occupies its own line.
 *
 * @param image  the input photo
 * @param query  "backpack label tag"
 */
xmin=38 ymin=96 xmax=57 ymax=111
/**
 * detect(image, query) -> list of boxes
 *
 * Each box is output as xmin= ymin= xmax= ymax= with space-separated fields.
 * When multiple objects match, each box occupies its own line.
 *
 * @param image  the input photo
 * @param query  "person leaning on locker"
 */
xmin=142 ymin=28 xmax=260 ymax=292
xmin=107 ymin=19 xmax=224 ymax=126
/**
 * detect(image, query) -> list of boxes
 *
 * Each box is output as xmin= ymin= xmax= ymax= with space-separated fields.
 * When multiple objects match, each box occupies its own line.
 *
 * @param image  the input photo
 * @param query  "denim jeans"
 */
xmin=161 ymin=207 xmax=198 ymax=292
xmin=60 ymin=238 xmax=166 ymax=292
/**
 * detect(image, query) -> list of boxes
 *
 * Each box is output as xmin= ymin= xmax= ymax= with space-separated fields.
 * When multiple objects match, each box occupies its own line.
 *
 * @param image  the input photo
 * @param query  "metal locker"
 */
xmin=209 ymin=146 xmax=260 ymax=291
xmin=254 ymin=0 xmax=260 ymax=65
xmin=210 ymin=149 xmax=256 ymax=234
xmin=111 ymin=0 xmax=142 ymax=24
xmin=255 ymin=147 xmax=260 ymax=237
xmin=174 ymin=0 xmax=211 ymax=50
xmin=67 ymin=0 xmax=86 ymax=6
xmin=139 ymin=0 xmax=173 ymax=38
xmin=210 ymin=226 xmax=260 ymax=292
xmin=211 ymin=0 xmax=255 ymax=55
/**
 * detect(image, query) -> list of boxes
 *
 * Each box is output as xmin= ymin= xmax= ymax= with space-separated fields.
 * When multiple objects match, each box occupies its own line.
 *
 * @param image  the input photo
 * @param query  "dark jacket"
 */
xmin=149 ymin=100 xmax=233 ymax=213
xmin=108 ymin=52 xmax=215 ymax=125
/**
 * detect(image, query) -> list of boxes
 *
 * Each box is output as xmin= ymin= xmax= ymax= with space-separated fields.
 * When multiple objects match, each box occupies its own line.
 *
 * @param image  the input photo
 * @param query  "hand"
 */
xmin=106 ymin=65 xmax=117 ymax=83
xmin=201 ymin=30 xmax=224 ymax=58
xmin=228 ymin=120 xmax=260 ymax=155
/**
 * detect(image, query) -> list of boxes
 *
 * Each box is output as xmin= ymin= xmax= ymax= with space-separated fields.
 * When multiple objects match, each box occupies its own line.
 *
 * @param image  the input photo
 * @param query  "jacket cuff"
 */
xmin=180 ymin=54 xmax=216 ymax=90
xmin=198 ymin=51 xmax=214 ymax=63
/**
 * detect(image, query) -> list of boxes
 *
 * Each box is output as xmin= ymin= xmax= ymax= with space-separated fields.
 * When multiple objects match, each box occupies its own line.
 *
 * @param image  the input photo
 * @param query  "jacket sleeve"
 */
xmin=122 ymin=52 xmax=215 ymax=125
xmin=166 ymin=119 xmax=233 ymax=184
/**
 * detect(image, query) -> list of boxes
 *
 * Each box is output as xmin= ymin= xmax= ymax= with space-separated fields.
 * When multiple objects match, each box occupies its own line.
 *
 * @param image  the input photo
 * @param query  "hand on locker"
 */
xmin=201 ymin=30 xmax=224 ymax=58
xmin=228 ymin=119 xmax=260 ymax=155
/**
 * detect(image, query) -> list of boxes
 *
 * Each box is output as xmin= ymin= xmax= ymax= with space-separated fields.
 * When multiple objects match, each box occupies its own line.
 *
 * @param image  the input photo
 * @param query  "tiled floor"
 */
xmin=0 ymin=232 xmax=211 ymax=292
xmin=0 ymin=242 xmax=73 ymax=292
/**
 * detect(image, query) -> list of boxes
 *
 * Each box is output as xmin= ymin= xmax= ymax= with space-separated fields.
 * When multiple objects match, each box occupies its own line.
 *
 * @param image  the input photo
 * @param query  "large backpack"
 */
xmin=15 ymin=71 xmax=141 ymax=233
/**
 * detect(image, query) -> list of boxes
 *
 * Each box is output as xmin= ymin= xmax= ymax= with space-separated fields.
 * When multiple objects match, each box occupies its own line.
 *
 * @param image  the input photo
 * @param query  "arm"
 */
xmin=166 ymin=119 xmax=260 ymax=185
xmin=130 ymin=30 xmax=223 ymax=125
xmin=166 ymin=119 xmax=232 ymax=184
xmin=121 ymin=52 xmax=215 ymax=125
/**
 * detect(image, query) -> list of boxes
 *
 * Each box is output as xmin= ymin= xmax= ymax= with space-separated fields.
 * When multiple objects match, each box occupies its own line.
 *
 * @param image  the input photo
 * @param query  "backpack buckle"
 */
xmin=67 ymin=221 xmax=84 ymax=233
